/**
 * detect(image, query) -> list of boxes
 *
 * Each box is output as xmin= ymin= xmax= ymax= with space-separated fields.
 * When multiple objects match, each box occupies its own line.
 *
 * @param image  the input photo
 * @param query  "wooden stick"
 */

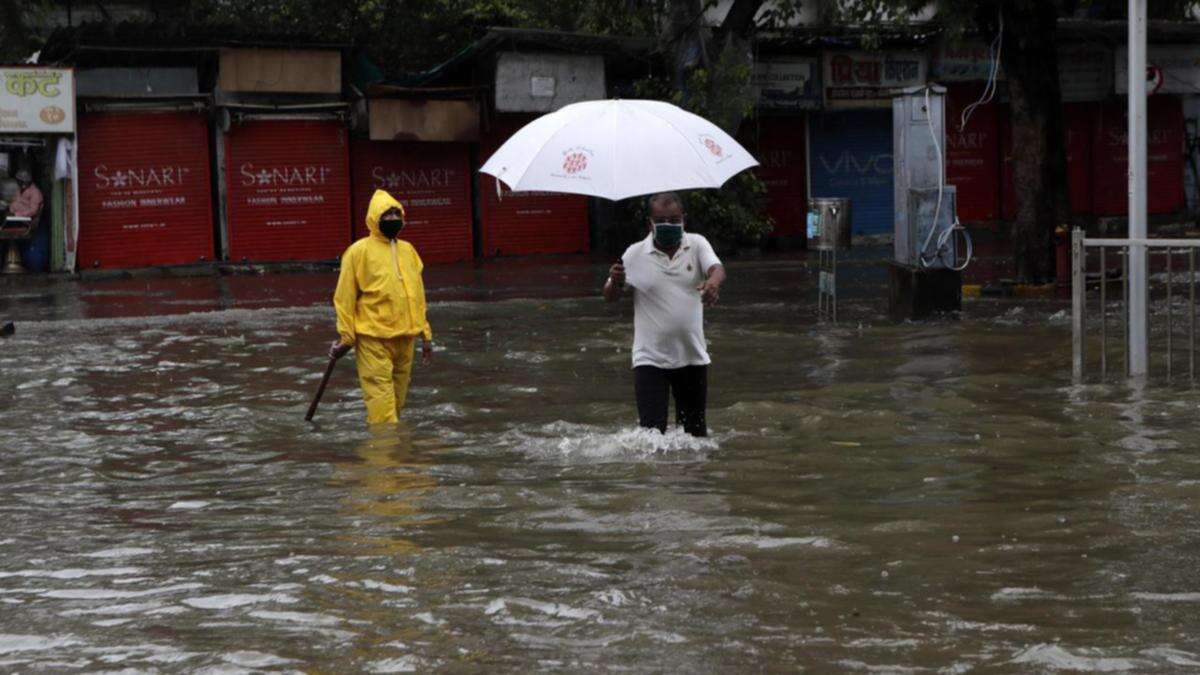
xmin=305 ymin=357 xmax=339 ymax=421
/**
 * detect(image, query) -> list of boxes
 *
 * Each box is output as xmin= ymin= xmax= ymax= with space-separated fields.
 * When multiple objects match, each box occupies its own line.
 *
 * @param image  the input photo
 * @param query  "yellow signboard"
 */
xmin=0 ymin=68 xmax=76 ymax=134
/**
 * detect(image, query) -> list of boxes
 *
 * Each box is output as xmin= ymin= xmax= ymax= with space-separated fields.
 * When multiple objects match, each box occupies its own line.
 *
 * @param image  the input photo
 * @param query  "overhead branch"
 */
xmin=716 ymin=0 xmax=766 ymax=42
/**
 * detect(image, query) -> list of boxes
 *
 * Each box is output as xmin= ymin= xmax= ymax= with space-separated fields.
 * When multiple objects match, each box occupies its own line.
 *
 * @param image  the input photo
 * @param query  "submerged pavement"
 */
xmin=1 ymin=254 xmax=1199 ymax=671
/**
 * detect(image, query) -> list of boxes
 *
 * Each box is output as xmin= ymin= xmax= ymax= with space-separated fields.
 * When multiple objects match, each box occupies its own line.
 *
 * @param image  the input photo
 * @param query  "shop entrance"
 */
xmin=0 ymin=136 xmax=51 ymax=274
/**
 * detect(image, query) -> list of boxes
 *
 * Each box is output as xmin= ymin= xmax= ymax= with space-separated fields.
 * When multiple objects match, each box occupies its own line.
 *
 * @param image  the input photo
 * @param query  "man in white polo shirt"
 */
xmin=603 ymin=192 xmax=725 ymax=437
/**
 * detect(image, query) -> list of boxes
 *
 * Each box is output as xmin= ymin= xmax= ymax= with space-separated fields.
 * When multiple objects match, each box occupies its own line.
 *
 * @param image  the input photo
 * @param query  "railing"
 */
xmin=817 ymin=247 xmax=837 ymax=323
xmin=1071 ymin=228 xmax=1200 ymax=382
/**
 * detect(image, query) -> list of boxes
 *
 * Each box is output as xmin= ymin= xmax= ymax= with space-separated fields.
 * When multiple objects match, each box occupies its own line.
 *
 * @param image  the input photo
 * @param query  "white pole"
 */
xmin=1128 ymin=0 xmax=1149 ymax=377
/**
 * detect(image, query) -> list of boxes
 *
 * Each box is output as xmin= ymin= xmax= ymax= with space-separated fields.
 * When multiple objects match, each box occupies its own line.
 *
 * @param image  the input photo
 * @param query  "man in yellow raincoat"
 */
xmin=330 ymin=190 xmax=433 ymax=424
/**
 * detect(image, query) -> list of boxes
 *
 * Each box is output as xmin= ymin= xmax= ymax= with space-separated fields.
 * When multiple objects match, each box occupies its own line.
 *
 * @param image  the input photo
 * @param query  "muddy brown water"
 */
xmin=1 ymin=258 xmax=1199 ymax=672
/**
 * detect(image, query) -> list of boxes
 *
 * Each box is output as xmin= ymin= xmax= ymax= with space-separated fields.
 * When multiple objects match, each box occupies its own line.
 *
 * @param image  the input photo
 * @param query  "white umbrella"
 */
xmin=479 ymin=99 xmax=758 ymax=201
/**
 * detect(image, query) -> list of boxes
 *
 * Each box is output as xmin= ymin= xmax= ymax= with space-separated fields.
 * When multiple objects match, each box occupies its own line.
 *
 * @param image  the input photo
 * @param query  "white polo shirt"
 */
xmin=621 ymin=232 xmax=722 ymax=370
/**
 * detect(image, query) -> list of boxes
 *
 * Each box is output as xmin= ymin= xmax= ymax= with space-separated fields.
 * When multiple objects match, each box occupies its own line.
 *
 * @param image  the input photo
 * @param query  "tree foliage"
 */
xmin=11 ymin=0 xmax=1198 ymax=261
xmin=617 ymin=64 xmax=772 ymax=252
xmin=0 ymin=0 xmax=51 ymax=62
xmin=827 ymin=0 xmax=1198 ymax=280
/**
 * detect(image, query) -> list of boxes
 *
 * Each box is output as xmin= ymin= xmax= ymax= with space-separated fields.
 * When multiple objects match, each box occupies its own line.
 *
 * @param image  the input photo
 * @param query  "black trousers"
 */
xmin=634 ymin=365 xmax=708 ymax=437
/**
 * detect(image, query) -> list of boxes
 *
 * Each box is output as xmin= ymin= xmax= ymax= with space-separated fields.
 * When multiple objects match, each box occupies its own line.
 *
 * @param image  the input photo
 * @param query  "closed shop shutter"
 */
xmin=77 ymin=112 xmax=214 ymax=269
xmin=1065 ymin=103 xmax=1096 ymax=215
xmin=744 ymin=116 xmax=808 ymax=237
xmin=945 ymin=84 xmax=1000 ymax=223
xmin=351 ymin=139 xmax=472 ymax=263
xmin=225 ymin=119 xmax=351 ymax=262
xmin=479 ymin=114 xmax=589 ymax=256
xmin=1001 ymin=103 xmax=1095 ymax=220
xmin=1092 ymin=96 xmax=1185 ymax=216
xmin=808 ymin=109 xmax=893 ymax=236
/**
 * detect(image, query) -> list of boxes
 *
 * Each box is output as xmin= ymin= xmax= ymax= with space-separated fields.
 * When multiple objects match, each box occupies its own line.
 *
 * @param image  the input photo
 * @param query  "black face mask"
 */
xmin=379 ymin=218 xmax=403 ymax=239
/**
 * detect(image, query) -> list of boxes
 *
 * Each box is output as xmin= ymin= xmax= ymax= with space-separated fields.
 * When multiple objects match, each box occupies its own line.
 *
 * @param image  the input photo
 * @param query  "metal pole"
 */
xmin=1128 ymin=0 xmax=1150 ymax=377
xmin=1191 ymin=249 xmax=1196 ymax=382
xmin=1101 ymin=246 xmax=1107 ymax=378
xmin=1124 ymin=249 xmax=1130 ymax=376
xmin=1072 ymin=228 xmax=1086 ymax=382
xmin=832 ymin=247 xmax=838 ymax=324
xmin=1167 ymin=250 xmax=1173 ymax=381
xmin=819 ymin=250 xmax=826 ymax=320
xmin=213 ymin=120 xmax=231 ymax=261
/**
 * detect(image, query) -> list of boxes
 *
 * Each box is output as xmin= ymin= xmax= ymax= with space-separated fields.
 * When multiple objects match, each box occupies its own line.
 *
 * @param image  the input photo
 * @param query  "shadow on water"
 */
xmin=1 ymin=256 xmax=1199 ymax=671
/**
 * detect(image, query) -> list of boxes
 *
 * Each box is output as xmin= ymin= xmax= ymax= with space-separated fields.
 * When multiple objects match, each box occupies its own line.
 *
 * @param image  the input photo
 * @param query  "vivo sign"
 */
xmin=818 ymin=150 xmax=893 ymax=179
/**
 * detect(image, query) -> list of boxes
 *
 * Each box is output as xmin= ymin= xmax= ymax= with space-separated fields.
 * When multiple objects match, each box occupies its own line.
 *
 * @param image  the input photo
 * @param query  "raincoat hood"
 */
xmin=366 ymin=189 xmax=406 ymax=240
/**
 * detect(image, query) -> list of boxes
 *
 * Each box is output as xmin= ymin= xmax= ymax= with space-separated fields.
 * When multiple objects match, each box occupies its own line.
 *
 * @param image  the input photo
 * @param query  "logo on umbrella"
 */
xmin=563 ymin=152 xmax=589 ymax=174
xmin=553 ymin=147 xmax=595 ymax=180
xmin=702 ymin=137 xmax=724 ymax=157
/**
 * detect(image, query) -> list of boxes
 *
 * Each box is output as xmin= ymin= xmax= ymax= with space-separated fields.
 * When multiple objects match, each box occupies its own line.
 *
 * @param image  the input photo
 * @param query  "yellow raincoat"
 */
xmin=334 ymin=190 xmax=433 ymax=424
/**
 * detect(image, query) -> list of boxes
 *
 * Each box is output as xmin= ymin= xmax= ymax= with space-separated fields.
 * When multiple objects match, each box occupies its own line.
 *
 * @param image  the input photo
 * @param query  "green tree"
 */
xmin=613 ymin=0 xmax=1198 ymax=277
xmin=821 ymin=0 xmax=1200 ymax=279
xmin=0 ymin=0 xmax=50 ymax=62
xmin=192 ymin=0 xmax=603 ymax=73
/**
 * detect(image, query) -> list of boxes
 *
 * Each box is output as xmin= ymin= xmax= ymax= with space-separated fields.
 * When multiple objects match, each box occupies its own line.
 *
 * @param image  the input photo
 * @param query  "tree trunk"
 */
xmin=665 ymin=0 xmax=764 ymax=133
xmin=993 ymin=0 xmax=1070 ymax=282
xmin=668 ymin=0 xmax=707 ymax=90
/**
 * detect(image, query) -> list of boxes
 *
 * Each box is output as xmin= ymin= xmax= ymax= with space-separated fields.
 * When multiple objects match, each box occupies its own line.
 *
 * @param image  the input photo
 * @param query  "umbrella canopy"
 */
xmin=479 ymin=99 xmax=758 ymax=201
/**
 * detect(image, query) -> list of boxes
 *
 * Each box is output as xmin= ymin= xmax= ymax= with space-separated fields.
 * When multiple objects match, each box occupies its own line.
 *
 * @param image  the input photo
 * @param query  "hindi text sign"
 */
xmin=0 ymin=68 xmax=76 ymax=133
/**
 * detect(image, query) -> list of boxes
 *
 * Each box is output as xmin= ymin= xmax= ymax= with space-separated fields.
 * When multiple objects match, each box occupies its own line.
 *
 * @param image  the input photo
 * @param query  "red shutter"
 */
xmin=1092 ymin=97 xmax=1185 ymax=216
xmin=745 ymin=117 xmax=808 ymax=237
xmin=225 ymin=119 xmax=351 ymax=262
xmin=350 ymin=139 xmax=473 ymax=263
xmin=1002 ymin=103 xmax=1094 ymax=220
xmin=479 ymin=114 xmax=589 ymax=257
xmin=945 ymin=84 xmax=1000 ymax=223
xmin=77 ymin=112 xmax=214 ymax=269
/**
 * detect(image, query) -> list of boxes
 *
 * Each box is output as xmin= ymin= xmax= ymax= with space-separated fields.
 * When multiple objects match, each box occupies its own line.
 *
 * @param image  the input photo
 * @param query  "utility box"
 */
xmin=904 ymin=186 xmax=957 ymax=269
xmin=892 ymin=84 xmax=955 ymax=268
xmin=889 ymin=85 xmax=962 ymax=321
xmin=806 ymin=197 xmax=852 ymax=250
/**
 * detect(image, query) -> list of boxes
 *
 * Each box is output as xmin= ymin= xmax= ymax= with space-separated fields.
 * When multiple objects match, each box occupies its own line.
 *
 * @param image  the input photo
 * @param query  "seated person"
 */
xmin=8 ymin=170 xmax=43 ymax=221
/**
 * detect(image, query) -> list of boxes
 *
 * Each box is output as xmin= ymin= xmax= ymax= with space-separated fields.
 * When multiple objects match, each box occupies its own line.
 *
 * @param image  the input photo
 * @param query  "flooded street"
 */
xmin=2 ymin=257 xmax=1200 ymax=672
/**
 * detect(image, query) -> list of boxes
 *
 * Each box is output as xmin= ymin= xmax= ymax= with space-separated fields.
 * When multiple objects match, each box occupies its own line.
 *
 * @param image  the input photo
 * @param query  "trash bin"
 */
xmin=807 ymin=198 xmax=852 ymax=250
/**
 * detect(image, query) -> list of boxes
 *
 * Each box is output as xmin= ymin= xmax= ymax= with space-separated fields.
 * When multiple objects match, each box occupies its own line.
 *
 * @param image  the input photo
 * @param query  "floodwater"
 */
xmin=2 ymin=256 xmax=1200 ymax=672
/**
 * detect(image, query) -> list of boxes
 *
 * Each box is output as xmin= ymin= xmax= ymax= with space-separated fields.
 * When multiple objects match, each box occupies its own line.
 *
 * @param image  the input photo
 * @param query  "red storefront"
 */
xmin=744 ymin=117 xmax=808 ymax=237
xmin=1091 ymin=96 xmax=1185 ymax=216
xmin=77 ymin=111 xmax=214 ymax=269
xmin=478 ymin=114 xmax=589 ymax=257
xmin=223 ymin=118 xmax=351 ymax=262
xmin=350 ymin=139 xmax=473 ymax=263
xmin=1001 ymin=102 xmax=1095 ymax=219
xmin=945 ymin=84 xmax=1001 ymax=223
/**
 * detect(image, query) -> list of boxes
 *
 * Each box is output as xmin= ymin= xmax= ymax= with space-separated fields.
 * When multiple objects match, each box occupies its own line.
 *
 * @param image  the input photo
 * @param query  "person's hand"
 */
xmin=422 ymin=340 xmax=434 ymax=365
xmin=697 ymin=278 xmax=721 ymax=306
xmin=329 ymin=339 xmax=352 ymax=360
xmin=608 ymin=262 xmax=625 ymax=287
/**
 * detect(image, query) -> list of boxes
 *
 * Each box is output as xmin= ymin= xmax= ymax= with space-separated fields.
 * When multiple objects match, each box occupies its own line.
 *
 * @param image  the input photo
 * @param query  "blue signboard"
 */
xmin=808 ymin=109 xmax=893 ymax=236
xmin=752 ymin=59 xmax=822 ymax=112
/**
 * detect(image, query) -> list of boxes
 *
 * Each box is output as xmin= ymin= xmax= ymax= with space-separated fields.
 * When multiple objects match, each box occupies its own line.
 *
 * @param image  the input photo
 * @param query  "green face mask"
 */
xmin=652 ymin=223 xmax=684 ymax=248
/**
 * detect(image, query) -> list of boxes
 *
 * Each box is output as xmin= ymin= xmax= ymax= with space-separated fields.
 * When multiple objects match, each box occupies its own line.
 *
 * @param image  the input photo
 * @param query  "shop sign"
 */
xmin=931 ymin=41 xmax=1004 ymax=82
xmin=1116 ymin=45 xmax=1200 ymax=94
xmin=823 ymin=51 xmax=926 ymax=108
xmin=753 ymin=59 xmax=822 ymax=111
xmin=0 ymin=68 xmax=76 ymax=133
xmin=1060 ymin=45 xmax=1112 ymax=102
